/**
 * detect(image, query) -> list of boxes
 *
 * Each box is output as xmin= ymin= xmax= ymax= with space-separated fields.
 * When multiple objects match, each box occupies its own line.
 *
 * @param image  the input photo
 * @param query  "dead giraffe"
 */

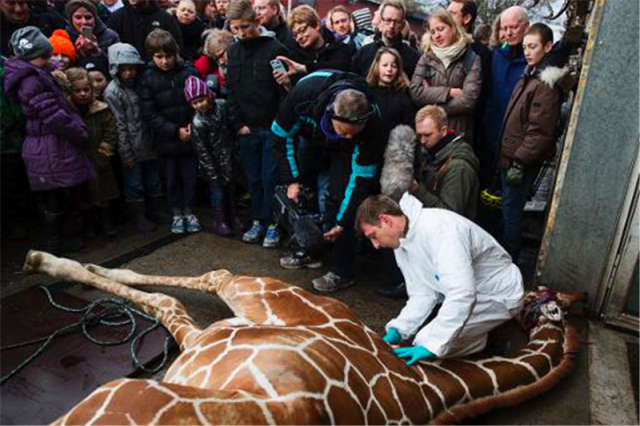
xmin=23 ymin=250 xmax=581 ymax=425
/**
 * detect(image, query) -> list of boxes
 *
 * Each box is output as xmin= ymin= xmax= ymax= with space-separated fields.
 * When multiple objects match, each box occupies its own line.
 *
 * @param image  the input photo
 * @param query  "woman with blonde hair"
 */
xmin=410 ymin=9 xmax=482 ymax=143
xmin=366 ymin=47 xmax=415 ymax=139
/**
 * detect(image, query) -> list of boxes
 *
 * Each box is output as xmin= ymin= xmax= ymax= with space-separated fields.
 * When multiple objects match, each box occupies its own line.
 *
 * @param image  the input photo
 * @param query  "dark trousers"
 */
xmin=164 ymin=155 xmax=198 ymax=211
xmin=122 ymin=159 xmax=163 ymax=202
xmin=500 ymin=165 xmax=540 ymax=262
xmin=0 ymin=153 xmax=29 ymax=223
xmin=239 ymin=128 xmax=277 ymax=224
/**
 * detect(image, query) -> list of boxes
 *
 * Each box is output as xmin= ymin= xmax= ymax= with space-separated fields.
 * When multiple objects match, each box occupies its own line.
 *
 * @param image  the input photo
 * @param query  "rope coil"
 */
xmin=0 ymin=286 xmax=173 ymax=385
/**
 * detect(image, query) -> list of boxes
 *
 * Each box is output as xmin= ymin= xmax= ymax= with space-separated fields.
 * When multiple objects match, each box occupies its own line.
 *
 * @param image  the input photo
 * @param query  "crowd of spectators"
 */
xmin=1 ymin=0 xmax=572 ymax=295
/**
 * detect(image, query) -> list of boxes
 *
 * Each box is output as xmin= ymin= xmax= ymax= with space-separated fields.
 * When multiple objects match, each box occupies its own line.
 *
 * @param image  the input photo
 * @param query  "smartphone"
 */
xmin=81 ymin=26 xmax=93 ymax=39
xmin=270 ymin=59 xmax=286 ymax=74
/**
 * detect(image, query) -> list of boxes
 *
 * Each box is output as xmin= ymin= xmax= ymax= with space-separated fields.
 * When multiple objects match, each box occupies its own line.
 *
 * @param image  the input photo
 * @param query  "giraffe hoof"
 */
xmin=23 ymin=250 xmax=44 ymax=274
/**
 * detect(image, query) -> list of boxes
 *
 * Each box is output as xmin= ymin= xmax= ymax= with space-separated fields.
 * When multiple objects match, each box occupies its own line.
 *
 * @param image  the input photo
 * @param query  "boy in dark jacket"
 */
xmin=173 ymin=0 xmax=205 ymax=62
xmin=498 ymin=23 xmax=567 ymax=262
xmin=185 ymin=75 xmax=238 ymax=237
xmin=139 ymin=29 xmax=201 ymax=234
xmin=226 ymin=0 xmax=289 ymax=248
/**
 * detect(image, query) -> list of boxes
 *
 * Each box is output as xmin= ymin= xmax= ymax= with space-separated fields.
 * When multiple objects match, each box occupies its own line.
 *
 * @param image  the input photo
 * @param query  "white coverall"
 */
xmin=386 ymin=194 xmax=524 ymax=358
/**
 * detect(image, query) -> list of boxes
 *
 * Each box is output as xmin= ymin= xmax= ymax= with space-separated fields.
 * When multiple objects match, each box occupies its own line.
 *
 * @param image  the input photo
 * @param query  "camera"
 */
xmin=273 ymin=185 xmax=324 ymax=254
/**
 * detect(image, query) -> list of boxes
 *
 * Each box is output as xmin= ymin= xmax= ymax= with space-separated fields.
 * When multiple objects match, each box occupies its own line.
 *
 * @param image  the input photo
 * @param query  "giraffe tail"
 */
xmin=430 ymin=288 xmax=583 ymax=425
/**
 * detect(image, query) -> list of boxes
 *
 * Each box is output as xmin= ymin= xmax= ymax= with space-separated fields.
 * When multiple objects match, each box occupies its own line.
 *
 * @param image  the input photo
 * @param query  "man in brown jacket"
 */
xmin=498 ymin=23 xmax=567 ymax=262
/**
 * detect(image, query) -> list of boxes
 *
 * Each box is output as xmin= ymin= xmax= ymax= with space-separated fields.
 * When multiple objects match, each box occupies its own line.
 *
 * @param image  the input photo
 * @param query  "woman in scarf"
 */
xmin=409 ymin=9 xmax=482 ymax=144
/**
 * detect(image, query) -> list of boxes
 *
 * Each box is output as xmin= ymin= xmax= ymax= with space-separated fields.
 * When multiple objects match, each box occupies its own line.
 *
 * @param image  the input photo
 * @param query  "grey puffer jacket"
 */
xmin=410 ymin=45 xmax=482 ymax=143
xmin=191 ymin=99 xmax=238 ymax=186
xmin=103 ymin=43 xmax=156 ymax=164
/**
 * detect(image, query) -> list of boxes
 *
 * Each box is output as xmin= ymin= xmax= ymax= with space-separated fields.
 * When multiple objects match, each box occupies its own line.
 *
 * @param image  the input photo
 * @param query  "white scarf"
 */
xmin=431 ymin=38 xmax=468 ymax=69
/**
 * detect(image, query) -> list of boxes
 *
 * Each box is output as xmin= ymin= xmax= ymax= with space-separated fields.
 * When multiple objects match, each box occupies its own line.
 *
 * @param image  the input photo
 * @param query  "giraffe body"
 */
xmin=22 ymin=251 xmax=580 ymax=425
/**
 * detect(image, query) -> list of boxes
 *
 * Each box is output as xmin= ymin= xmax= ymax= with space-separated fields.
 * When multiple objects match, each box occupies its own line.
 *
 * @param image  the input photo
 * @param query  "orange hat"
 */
xmin=49 ymin=30 xmax=77 ymax=63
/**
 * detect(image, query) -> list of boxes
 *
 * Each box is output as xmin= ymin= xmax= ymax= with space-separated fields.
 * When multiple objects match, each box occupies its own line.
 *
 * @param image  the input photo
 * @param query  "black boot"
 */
xmin=97 ymin=205 xmax=118 ymax=238
xmin=43 ymin=210 xmax=83 ymax=254
xmin=147 ymin=196 xmax=172 ymax=225
xmin=376 ymin=282 xmax=408 ymax=299
xmin=127 ymin=201 xmax=156 ymax=233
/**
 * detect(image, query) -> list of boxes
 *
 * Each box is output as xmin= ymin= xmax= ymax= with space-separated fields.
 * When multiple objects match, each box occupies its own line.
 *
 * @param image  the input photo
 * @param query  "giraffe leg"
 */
xmin=24 ymin=251 xmax=202 ymax=348
xmin=83 ymin=263 xmax=229 ymax=294
xmin=84 ymin=258 xmax=356 ymax=328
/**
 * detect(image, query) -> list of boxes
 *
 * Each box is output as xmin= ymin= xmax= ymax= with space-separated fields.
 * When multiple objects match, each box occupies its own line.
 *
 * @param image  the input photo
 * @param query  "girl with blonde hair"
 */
xmin=410 ymin=8 xmax=482 ymax=143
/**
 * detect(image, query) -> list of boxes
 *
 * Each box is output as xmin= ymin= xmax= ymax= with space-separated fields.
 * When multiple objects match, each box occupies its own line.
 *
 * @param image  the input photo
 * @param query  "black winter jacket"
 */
xmin=266 ymin=18 xmax=294 ymax=46
xmin=191 ymin=99 xmax=238 ymax=185
xmin=369 ymin=85 xmax=415 ymax=144
xmin=352 ymin=33 xmax=420 ymax=79
xmin=284 ymin=26 xmax=354 ymax=79
xmin=176 ymin=17 xmax=206 ymax=62
xmin=107 ymin=0 xmax=184 ymax=61
xmin=138 ymin=59 xmax=199 ymax=156
xmin=226 ymin=29 xmax=289 ymax=132
xmin=271 ymin=71 xmax=385 ymax=227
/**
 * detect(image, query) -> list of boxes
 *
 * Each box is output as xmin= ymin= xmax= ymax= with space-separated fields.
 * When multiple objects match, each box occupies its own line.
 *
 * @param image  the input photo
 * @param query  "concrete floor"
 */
xmin=1 ymin=219 xmax=638 ymax=425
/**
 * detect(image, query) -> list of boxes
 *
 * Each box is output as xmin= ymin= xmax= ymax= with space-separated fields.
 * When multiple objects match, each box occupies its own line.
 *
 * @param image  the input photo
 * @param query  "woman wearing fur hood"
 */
xmin=410 ymin=9 xmax=482 ymax=143
xmin=499 ymin=23 xmax=570 ymax=262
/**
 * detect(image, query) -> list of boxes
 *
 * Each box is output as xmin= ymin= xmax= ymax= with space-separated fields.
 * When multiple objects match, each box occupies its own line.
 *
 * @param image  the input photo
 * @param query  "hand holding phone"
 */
xmin=81 ymin=26 xmax=94 ymax=40
xmin=270 ymin=59 xmax=286 ymax=74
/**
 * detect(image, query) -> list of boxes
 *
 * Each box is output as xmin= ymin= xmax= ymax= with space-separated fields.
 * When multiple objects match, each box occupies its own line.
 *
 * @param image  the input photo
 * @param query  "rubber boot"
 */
xmin=43 ymin=210 xmax=83 ymax=254
xmin=147 ymin=196 xmax=173 ymax=225
xmin=127 ymin=201 xmax=156 ymax=233
xmin=211 ymin=206 xmax=233 ymax=237
xmin=98 ymin=205 xmax=118 ymax=238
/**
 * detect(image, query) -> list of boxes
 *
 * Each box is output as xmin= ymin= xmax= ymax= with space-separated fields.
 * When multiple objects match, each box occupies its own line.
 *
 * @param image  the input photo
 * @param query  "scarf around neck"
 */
xmin=431 ymin=37 xmax=467 ymax=69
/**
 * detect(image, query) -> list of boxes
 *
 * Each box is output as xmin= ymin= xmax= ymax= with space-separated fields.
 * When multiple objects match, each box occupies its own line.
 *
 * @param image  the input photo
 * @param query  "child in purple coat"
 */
xmin=4 ymin=26 xmax=95 ymax=253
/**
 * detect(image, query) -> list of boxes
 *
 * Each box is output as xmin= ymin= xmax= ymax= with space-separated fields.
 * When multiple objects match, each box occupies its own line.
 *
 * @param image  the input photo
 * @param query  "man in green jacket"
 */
xmin=411 ymin=105 xmax=479 ymax=220
xmin=377 ymin=105 xmax=480 ymax=299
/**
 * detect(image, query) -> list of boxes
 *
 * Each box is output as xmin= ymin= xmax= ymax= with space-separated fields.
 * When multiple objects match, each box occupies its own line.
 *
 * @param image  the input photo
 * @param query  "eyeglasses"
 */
xmin=292 ymin=25 xmax=310 ymax=39
xmin=381 ymin=17 xmax=404 ymax=27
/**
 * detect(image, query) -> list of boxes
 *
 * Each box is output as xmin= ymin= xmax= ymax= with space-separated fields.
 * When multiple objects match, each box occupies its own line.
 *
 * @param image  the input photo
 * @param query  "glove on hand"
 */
xmin=393 ymin=345 xmax=436 ymax=365
xmin=383 ymin=327 xmax=401 ymax=345
xmin=505 ymin=160 xmax=525 ymax=187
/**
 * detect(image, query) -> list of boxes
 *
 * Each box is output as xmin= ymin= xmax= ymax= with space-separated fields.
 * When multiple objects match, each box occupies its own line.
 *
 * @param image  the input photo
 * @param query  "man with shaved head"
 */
xmin=476 ymin=6 xmax=528 ymax=191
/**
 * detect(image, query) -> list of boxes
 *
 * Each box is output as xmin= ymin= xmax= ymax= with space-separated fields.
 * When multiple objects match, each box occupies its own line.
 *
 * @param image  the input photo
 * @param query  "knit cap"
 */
xmin=49 ymin=30 xmax=77 ymax=62
xmin=10 ymin=26 xmax=54 ymax=61
xmin=184 ymin=75 xmax=213 ymax=102
xmin=65 ymin=0 xmax=98 ymax=20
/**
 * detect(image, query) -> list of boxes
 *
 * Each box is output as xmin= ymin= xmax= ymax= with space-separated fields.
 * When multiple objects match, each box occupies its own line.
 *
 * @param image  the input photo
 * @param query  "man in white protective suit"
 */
xmin=356 ymin=193 xmax=524 ymax=363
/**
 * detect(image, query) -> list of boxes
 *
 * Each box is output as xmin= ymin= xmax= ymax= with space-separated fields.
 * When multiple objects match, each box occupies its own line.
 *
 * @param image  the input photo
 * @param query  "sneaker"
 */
xmin=312 ymin=271 xmax=355 ymax=293
xmin=262 ymin=224 xmax=281 ymax=248
xmin=184 ymin=214 xmax=201 ymax=233
xmin=242 ymin=220 xmax=264 ymax=243
xmin=280 ymin=251 xmax=323 ymax=269
xmin=171 ymin=215 xmax=185 ymax=234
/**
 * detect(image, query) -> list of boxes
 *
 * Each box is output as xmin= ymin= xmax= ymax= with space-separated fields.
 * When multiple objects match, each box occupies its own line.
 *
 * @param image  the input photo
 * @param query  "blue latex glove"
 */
xmin=383 ymin=327 xmax=401 ymax=345
xmin=393 ymin=345 xmax=436 ymax=365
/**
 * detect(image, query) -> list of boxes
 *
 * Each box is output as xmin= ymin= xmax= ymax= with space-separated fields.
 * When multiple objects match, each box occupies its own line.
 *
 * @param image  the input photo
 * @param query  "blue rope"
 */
xmin=0 ymin=286 xmax=174 ymax=385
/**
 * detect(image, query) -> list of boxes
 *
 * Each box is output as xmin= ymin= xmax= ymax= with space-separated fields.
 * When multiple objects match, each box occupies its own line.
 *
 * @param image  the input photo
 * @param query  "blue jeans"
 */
xmin=239 ymin=128 xmax=278 ymax=224
xmin=501 ymin=165 xmax=540 ymax=261
xmin=122 ymin=159 xmax=163 ymax=202
xmin=164 ymin=155 xmax=198 ymax=211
